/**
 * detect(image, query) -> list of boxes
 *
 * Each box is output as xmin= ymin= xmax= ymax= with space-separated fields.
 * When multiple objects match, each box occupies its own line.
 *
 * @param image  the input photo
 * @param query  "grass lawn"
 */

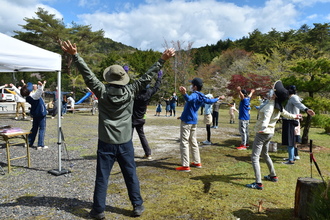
xmin=133 ymin=106 xmax=330 ymax=220
xmin=1 ymin=105 xmax=329 ymax=219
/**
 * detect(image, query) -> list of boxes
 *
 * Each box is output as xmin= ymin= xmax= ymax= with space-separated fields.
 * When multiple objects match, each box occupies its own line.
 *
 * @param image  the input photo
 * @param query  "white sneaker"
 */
xmin=294 ymin=156 xmax=300 ymax=160
xmin=143 ymin=155 xmax=152 ymax=160
xmin=202 ymin=140 xmax=212 ymax=145
xmin=14 ymin=117 xmax=18 ymax=120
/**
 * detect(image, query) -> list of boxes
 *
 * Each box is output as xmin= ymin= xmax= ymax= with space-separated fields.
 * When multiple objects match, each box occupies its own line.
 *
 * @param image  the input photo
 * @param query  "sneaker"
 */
xmin=143 ymin=155 xmax=152 ymax=160
xmin=14 ymin=117 xmax=18 ymax=120
xmin=202 ymin=140 xmax=212 ymax=145
xmin=37 ymin=146 xmax=48 ymax=150
xmin=175 ymin=166 xmax=191 ymax=172
xmin=133 ymin=204 xmax=145 ymax=217
xmin=246 ymin=182 xmax=263 ymax=190
xmin=23 ymin=116 xmax=27 ymax=120
xmin=282 ymin=161 xmax=295 ymax=165
xmin=236 ymin=145 xmax=247 ymax=150
xmin=210 ymin=126 xmax=215 ymax=128
xmin=191 ymin=162 xmax=202 ymax=168
xmin=89 ymin=209 xmax=105 ymax=220
xmin=246 ymin=144 xmax=250 ymax=148
xmin=264 ymin=175 xmax=278 ymax=182
xmin=214 ymin=126 xmax=218 ymax=129
xmin=294 ymin=156 xmax=300 ymax=160
xmin=51 ymin=117 xmax=55 ymax=119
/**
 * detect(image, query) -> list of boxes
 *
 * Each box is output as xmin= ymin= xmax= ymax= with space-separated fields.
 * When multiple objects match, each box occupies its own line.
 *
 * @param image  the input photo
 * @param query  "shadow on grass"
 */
xmin=191 ymin=173 xmax=250 ymax=193
xmin=224 ymin=154 xmax=251 ymax=162
xmin=0 ymin=196 xmax=133 ymax=219
xmin=233 ymin=207 xmax=296 ymax=220
xmin=135 ymin=157 xmax=178 ymax=171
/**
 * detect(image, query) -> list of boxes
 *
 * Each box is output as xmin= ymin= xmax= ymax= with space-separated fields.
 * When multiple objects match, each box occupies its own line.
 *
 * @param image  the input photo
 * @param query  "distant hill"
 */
xmin=97 ymin=37 xmax=137 ymax=54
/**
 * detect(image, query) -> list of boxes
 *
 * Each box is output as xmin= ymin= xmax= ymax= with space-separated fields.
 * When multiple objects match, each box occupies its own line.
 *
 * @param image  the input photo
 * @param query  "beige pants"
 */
xmin=180 ymin=121 xmax=201 ymax=167
xmin=16 ymin=102 xmax=26 ymax=118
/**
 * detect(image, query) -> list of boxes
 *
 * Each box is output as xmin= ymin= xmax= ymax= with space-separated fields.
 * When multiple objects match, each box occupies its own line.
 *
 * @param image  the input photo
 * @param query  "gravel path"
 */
xmin=0 ymin=110 xmax=239 ymax=219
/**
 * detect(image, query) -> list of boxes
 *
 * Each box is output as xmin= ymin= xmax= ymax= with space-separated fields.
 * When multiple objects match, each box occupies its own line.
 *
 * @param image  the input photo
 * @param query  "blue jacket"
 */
xmin=180 ymin=91 xmax=219 ymax=124
xmin=238 ymin=97 xmax=251 ymax=120
xmin=26 ymin=85 xmax=47 ymax=118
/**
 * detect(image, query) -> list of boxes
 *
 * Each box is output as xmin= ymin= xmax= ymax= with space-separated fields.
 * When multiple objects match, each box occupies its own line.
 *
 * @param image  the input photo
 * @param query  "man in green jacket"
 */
xmin=61 ymin=40 xmax=175 ymax=219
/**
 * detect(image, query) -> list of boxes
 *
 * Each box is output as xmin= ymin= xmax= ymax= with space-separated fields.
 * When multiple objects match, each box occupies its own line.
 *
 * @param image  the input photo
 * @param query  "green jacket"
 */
xmin=73 ymin=54 xmax=165 ymax=144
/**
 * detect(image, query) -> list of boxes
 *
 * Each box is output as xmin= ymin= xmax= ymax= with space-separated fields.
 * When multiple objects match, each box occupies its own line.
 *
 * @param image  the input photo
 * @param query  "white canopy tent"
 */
xmin=0 ymin=32 xmax=69 ymax=175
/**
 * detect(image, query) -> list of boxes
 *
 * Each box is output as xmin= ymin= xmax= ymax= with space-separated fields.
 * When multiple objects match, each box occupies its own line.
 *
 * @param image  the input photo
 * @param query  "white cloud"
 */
xmin=79 ymin=0 xmax=300 ymax=51
xmin=1 ymin=0 xmax=329 ymax=51
xmin=0 ymin=0 xmax=63 ymax=36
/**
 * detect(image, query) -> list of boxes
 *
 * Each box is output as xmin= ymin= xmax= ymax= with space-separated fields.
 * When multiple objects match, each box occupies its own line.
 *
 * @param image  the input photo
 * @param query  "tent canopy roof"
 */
xmin=0 ymin=33 xmax=61 ymax=72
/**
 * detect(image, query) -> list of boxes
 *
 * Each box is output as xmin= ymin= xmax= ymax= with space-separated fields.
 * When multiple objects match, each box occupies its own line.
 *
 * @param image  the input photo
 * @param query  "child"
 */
xmin=20 ymin=81 xmax=48 ymax=150
xmin=176 ymin=78 xmax=221 ymax=172
xmin=228 ymin=102 xmax=239 ymax=124
xmin=155 ymin=101 xmax=162 ymax=116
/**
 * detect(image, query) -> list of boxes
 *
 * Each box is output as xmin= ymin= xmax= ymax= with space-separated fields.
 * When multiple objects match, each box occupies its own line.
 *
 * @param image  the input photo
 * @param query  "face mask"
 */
xmin=190 ymin=85 xmax=194 ymax=92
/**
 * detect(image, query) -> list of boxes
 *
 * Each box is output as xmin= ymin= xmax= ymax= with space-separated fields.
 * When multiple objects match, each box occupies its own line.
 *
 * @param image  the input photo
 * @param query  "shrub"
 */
xmin=312 ymin=114 xmax=330 ymax=133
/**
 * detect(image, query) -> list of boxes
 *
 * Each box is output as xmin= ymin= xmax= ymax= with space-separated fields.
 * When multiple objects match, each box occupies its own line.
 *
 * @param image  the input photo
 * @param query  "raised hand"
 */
xmin=61 ymin=40 xmax=78 ymax=55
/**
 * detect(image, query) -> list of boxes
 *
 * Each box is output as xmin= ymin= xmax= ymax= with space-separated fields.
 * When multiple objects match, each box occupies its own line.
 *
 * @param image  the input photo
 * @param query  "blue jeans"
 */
xmin=288 ymin=146 xmax=295 ymax=162
xmin=92 ymin=139 xmax=143 ymax=213
xmin=28 ymin=116 xmax=46 ymax=147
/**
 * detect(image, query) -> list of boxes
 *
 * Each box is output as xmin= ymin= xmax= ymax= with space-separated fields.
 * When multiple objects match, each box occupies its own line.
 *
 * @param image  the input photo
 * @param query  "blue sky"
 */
xmin=1 ymin=0 xmax=330 ymax=51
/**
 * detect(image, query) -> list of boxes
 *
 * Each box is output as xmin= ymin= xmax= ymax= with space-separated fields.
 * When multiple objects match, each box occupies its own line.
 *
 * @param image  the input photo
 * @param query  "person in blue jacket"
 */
xmin=176 ymin=78 xmax=221 ymax=172
xmin=20 ymin=81 xmax=48 ymax=150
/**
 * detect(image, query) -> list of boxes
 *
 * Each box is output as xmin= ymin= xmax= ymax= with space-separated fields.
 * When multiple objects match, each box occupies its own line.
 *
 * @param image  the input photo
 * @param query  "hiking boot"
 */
xmin=264 ymin=175 xmax=278 ymax=182
xmin=202 ymin=140 xmax=212 ymax=145
xmin=246 ymin=182 xmax=263 ymax=190
xmin=89 ymin=209 xmax=105 ymax=219
xmin=133 ymin=204 xmax=145 ymax=217
xmin=236 ymin=145 xmax=247 ymax=150
xmin=190 ymin=162 xmax=202 ymax=168
xmin=175 ymin=166 xmax=191 ymax=172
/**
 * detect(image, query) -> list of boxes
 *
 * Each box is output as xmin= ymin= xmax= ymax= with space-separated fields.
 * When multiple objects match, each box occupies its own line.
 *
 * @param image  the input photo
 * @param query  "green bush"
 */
xmin=312 ymin=114 xmax=330 ymax=133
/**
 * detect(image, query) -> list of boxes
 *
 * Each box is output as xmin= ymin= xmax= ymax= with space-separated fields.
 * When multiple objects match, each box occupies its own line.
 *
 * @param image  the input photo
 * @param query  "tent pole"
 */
xmin=48 ymin=71 xmax=71 ymax=176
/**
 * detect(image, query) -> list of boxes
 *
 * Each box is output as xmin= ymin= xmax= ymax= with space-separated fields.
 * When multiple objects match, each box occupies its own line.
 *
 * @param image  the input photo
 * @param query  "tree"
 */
xmin=282 ymin=57 xmax=330 ymax=143
xmin=13 ymin=8 xmax=105 ymax=95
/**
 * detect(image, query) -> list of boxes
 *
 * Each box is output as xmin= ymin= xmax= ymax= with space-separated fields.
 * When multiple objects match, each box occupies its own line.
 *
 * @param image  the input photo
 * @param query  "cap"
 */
xmin=205 ymin=93 xmax=213 ymax=99
xmin=103 ymin=65 xmax=130 ymax=85
xmin=189 ymin=77 xmax=203 ymax=88
xmin=26 ymin=82 xmax=33 ymax=92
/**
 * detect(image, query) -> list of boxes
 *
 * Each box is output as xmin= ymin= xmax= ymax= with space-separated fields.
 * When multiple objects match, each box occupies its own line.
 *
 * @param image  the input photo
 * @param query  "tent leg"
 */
xmin=48 ymin=71 xmax=71 ymax=176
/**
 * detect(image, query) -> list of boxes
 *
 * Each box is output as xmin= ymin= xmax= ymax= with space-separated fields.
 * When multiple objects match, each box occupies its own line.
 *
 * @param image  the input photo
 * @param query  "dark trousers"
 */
xmin=28 ymin=116 xmax=46 ymax=147
xmin=206 ymin=124 xmax=211 ymax=141
xmin=132 ymin=118 xmax=151 ymax=156
xmin=93 ymin=139 xmax=143 ymax=213
xmin=212 ymin=111 xmax=219 ymax=127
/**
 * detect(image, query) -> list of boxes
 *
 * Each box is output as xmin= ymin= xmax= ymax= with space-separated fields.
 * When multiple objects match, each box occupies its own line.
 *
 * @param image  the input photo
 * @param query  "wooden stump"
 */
xmin=294 ymin=177 xmax=324 ymax=219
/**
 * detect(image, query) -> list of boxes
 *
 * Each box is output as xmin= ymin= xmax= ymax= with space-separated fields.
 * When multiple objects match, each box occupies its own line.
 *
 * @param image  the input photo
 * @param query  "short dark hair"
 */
xmin=20 ymin=85 xmax=31 ymax=97
xmin=286 ymin=85 xmax=297 ymax=95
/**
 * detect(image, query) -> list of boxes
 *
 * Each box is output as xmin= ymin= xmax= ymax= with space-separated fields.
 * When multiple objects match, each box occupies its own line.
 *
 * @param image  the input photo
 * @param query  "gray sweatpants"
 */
xmin=251 ymin=133 xmax=276 ymax=183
